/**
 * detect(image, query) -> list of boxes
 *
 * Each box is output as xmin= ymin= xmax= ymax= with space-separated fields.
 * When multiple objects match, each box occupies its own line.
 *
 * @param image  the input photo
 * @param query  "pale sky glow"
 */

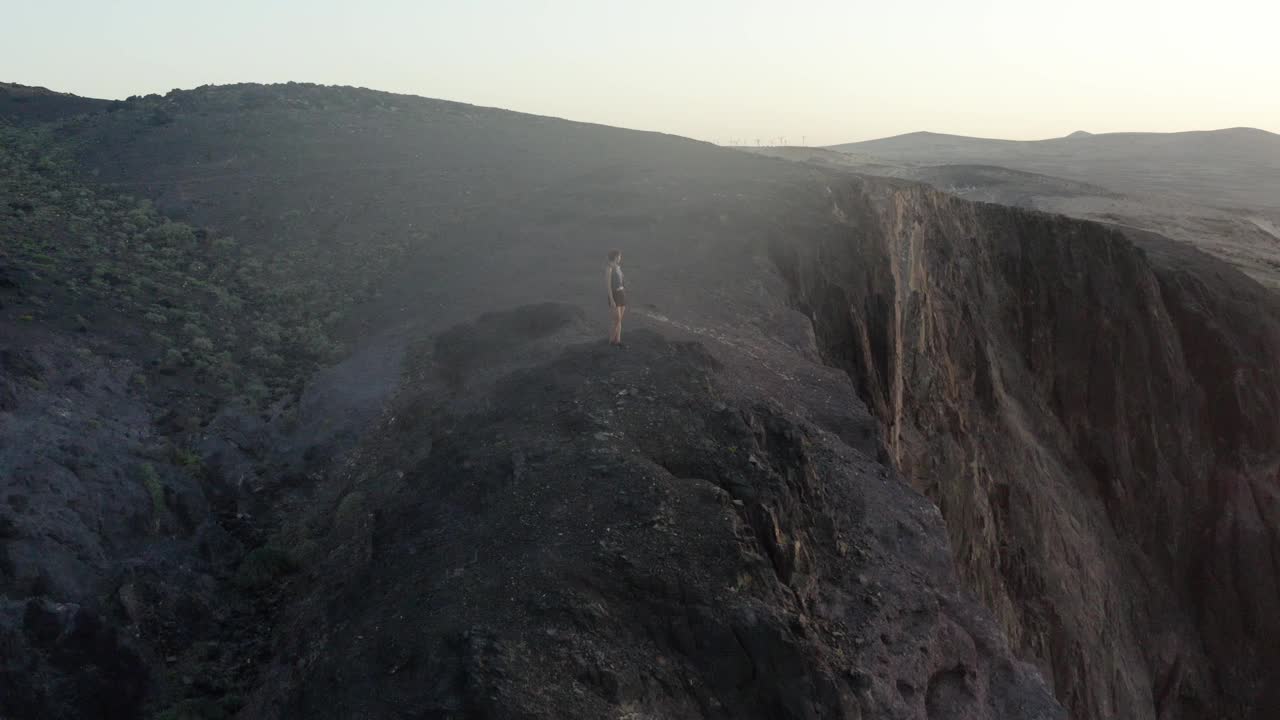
xmin=5 ymin=0 xmax=1279 ymax=144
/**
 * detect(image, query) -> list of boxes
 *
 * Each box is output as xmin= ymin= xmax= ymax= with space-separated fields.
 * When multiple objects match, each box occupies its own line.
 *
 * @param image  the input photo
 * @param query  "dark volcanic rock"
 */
xmin=0 ymin=598 xmax=147 ymax=720
xmin=243 ymin=311 xmax=1063 ymax=719
xmin=0 ymin=324 xmax=262 ymax=718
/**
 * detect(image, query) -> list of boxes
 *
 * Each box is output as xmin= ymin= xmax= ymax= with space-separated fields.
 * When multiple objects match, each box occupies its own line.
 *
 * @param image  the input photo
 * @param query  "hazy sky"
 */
xmin=6 ymin=0 xmax=1278 ymax=144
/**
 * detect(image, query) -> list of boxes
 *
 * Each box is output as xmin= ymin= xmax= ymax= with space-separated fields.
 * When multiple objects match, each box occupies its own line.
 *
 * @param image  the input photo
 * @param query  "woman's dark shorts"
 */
xmin=611 ymin=290 xmax=627 ymax=308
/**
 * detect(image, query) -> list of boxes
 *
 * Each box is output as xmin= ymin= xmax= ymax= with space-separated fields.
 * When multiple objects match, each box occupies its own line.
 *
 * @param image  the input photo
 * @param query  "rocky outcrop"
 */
xmin=0 ymin=597 xmax=147 ymax=719
xmin=771 ymin=178 xmax=1280 ymax=719
xmin=242 ymin=306 xmax=1063 ymax=720
xmin=0 ymin=326 xmax=157 ymax=718
xmin=0 ymin=323 xmax=266 ymax=719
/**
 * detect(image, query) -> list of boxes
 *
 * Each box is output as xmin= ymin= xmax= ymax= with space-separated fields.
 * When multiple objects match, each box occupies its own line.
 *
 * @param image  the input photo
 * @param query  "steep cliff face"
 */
xmin=771 ymin=178 xmax=1280 ymax=720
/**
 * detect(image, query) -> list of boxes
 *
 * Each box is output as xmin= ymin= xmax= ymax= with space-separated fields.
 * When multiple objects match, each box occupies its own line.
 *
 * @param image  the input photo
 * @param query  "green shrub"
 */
xmin=152 ymin=221 xmax=195 ymax=244
xmin=235 ymin=546 xmax=296 ymax=590
xmin=173 ymin=447 xmax=202 ymax=468
xmin=253 ymin=320 xmax=281 ymax=343
xmin=133 ymin=462 xmax=166 ymax=518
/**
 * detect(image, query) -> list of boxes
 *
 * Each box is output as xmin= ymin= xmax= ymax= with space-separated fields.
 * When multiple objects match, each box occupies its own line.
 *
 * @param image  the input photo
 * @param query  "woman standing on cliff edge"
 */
xmin=607 ymin=249 xmax=626 ymax=347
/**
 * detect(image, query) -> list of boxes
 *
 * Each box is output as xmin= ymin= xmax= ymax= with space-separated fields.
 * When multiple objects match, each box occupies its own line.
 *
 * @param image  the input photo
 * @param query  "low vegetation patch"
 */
xmin=0 ymin=118 xmax=401 ymax=415
xmin=234 ymin=545 xmax=296 ymax=590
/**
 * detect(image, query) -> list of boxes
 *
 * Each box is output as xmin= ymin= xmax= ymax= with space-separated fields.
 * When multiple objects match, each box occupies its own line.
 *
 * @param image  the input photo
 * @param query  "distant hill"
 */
xmin=831 ymin=127 xmax=1280 ymax=211
xmin=0 ymin=82 xmax=112 ymax=125
xmin=763 ymin=132 xmax=1280 ymax=288
xmin=748 ymin=146 xmax=1117 ymax=200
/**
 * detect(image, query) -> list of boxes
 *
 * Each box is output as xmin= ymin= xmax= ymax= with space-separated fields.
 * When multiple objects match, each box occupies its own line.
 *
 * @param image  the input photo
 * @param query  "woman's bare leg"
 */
xmin=616 ymin=306 xmax=626 ymax=344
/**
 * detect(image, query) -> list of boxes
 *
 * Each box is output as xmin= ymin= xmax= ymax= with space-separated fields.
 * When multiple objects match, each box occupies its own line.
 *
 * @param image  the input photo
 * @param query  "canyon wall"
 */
xmin=772 ymin=178 xmax=1280 ymax=719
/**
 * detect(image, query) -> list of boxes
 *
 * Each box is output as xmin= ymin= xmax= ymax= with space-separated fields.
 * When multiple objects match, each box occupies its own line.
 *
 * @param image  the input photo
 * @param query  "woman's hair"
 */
xmin=608 ymin=249 xmax=621 ymax=262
